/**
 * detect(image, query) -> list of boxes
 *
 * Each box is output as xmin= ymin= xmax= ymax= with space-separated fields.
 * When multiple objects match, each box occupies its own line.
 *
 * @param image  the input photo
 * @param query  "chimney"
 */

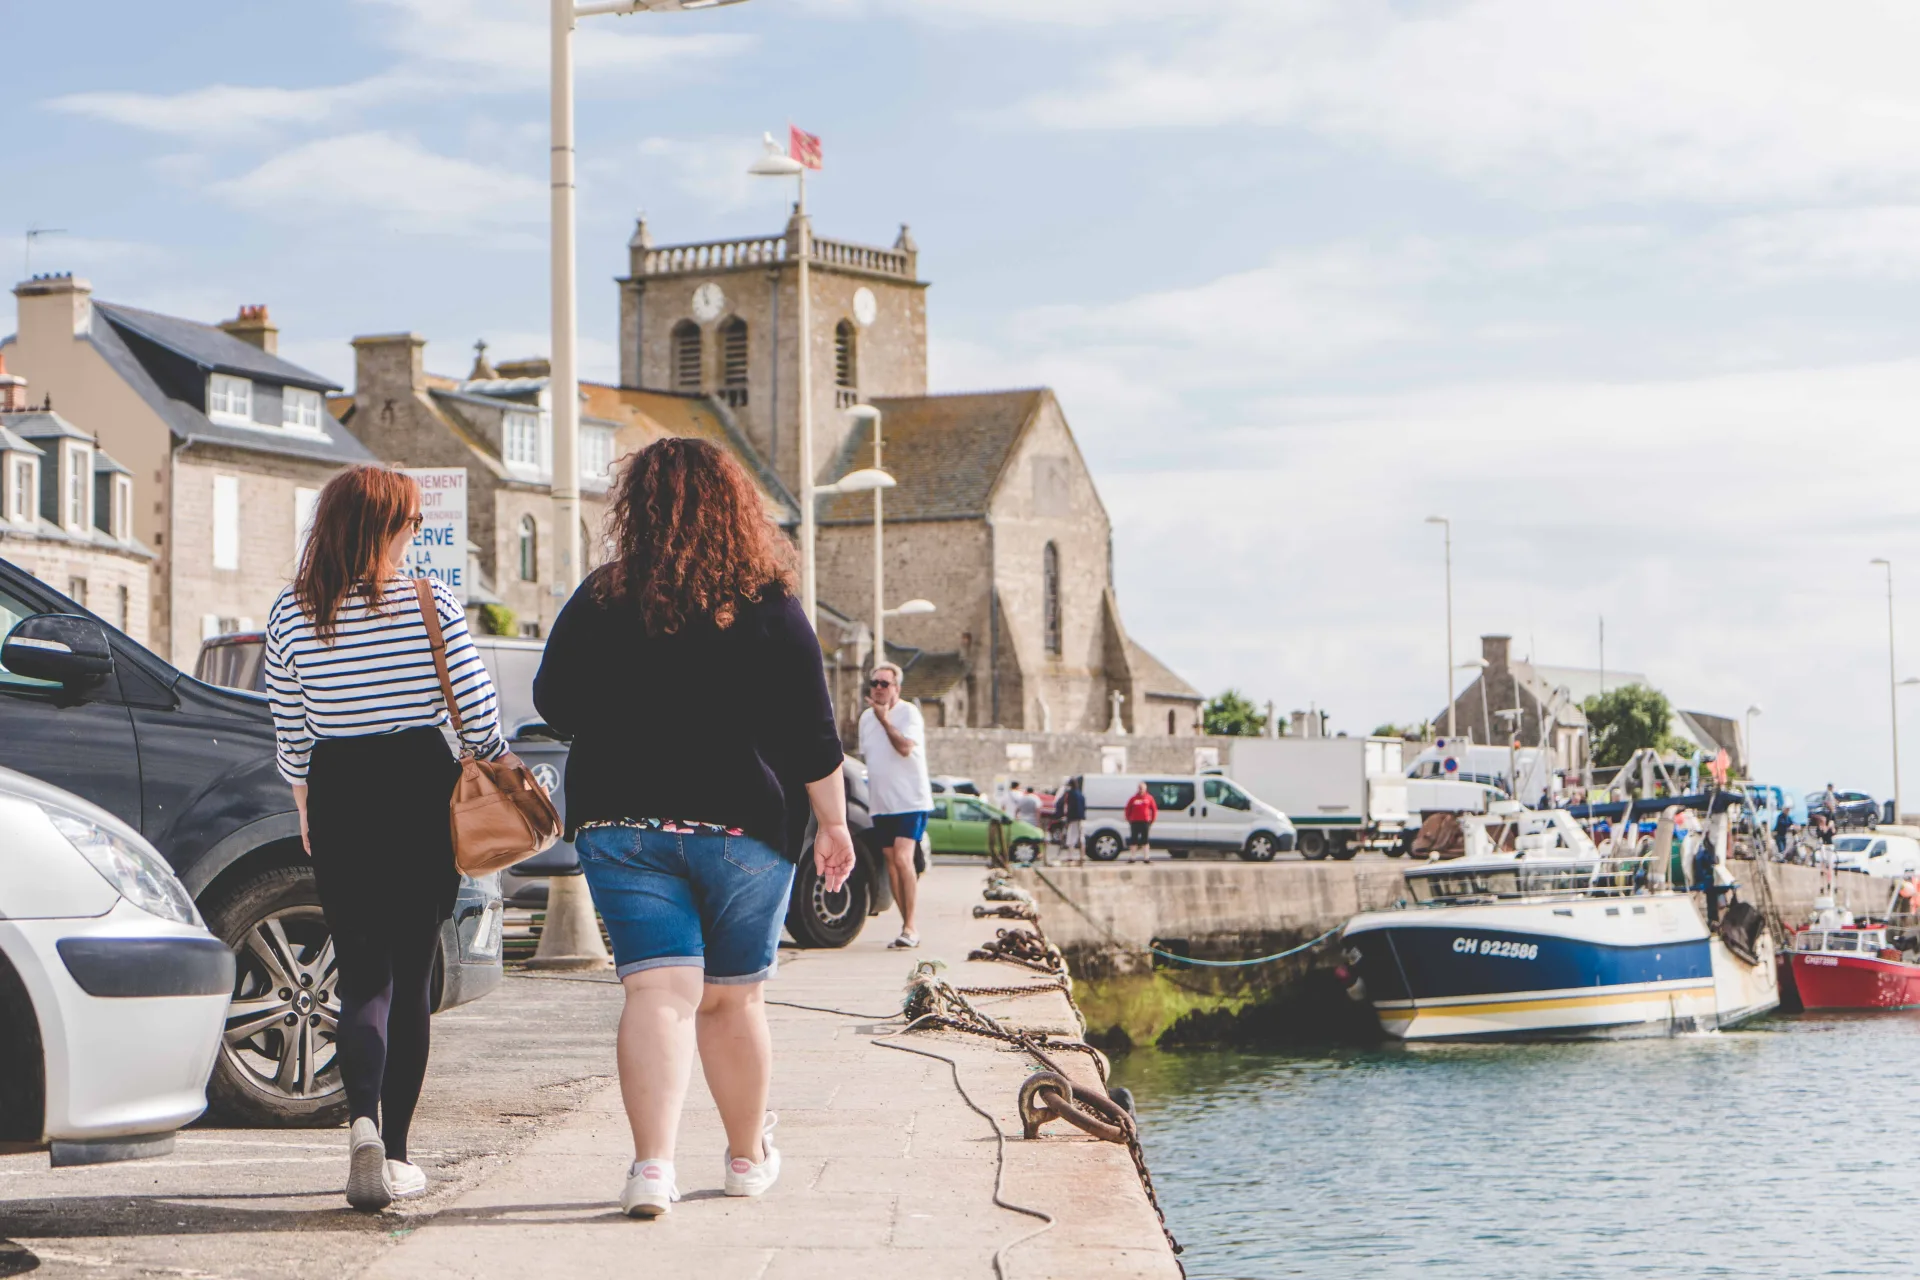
xmin=1482 ymin=634 xmax=1511 ymax=671
xmin=350 ymin=332 xmax=428 ymax=401
xmin=220 ymin=304 xmax=279 ymax=354
xmin=0 ymin=351 xmax=26 ymax=413
xmin=13 ymin=273 xmax=94 ymax=340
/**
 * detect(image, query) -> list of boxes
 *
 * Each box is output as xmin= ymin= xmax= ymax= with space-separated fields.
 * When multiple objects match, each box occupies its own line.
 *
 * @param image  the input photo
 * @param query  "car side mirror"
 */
xmin=3 ymin=614 xmax=115 ymax=685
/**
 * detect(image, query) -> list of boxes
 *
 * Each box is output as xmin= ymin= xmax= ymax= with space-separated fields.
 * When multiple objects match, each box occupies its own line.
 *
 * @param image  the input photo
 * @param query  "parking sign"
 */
xmin=400 ymin=468 xmax=468 ymax=603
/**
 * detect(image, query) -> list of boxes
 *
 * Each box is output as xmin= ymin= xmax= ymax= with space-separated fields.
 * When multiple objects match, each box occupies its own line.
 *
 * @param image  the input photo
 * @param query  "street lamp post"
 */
xmin=748 ymin=136 xmax=817 ymax=624
xmin=816 ymin=463 xmax=895 ymax=665
xmin=846 ymin=405 xmax=885 ymax=655
xmin=1873 ymin=558 xmax=1902 ymax=822
xmin=1459 ymin=657 xmax=1490 ymax=745
xmin=1744 ymin=704 xmax=1762 ymax=779
xmin=540 ymin=0 xmax=747 ymax=971
xmin=1426 ymin=516 xmax=1455 ymax=738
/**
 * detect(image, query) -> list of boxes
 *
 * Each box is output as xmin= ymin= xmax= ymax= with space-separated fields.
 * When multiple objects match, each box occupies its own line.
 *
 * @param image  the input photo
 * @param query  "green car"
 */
xmin=927 ymin=795 xmax=1047 ymax=862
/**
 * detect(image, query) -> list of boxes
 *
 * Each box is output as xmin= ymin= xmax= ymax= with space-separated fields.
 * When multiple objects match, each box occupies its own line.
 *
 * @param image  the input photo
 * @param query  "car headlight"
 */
xmin=38 ymin=799 xmax=200 ymax=927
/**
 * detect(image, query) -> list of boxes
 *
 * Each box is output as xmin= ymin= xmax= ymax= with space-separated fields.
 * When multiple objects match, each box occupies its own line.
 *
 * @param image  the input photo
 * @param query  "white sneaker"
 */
xmin=387 ymin=1160 xmax=428 ymax=1199
xmin=888 ymin=931 xmax=920 ymax=950
xmin=724 ymin=1112 xmax=781 ymax=1198
xmin=622 ymin=1159 xmax=679 ymax=1218
xmin=345 ymin=1117 xmax=392 ymax=1212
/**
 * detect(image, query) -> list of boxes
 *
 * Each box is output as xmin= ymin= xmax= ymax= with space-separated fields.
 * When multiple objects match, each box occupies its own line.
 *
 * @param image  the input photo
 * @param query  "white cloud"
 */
xmin=1009 ymin=0 xmax=1920 ymax=206
xmin=211 ymin=133 xmax=544 ymax=238
xmin=46 ymin=75 xmax=419 ymax=143
xmin=585 ymin=136 xmax=768 ymax=214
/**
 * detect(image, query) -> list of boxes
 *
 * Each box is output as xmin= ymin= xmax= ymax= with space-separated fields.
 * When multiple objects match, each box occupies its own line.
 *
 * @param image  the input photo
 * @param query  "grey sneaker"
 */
xmin=724 ymin=1113 xmax=781 ymax=1198
xmin=888 ymin=931 xmax=921 ymax=950
xmin=387 ymin=1159 xmax=428 ymax=1199
xmin=345 ymin=1117 xmax=393 ymax=1211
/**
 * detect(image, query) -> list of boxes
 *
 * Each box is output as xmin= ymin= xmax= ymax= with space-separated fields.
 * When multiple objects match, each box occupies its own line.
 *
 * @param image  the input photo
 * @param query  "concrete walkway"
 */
xmin=362 ymin=864 xmax=1180 ymax=1280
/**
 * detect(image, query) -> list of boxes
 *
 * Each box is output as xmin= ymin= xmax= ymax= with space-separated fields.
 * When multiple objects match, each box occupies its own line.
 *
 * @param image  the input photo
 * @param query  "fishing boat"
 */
xmin=1788 ymin=890 xmax=1920 ymax=1011
xmin=1338 ymin=803 xmax=1778 ymax=1041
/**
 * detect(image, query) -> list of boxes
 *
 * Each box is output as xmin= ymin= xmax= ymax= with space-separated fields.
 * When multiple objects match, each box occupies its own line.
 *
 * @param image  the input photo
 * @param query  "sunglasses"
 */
xmin=869 ymin=678 xmax=896 ymax=689
xmin=406 ymin=514 xmax=424 ymax=533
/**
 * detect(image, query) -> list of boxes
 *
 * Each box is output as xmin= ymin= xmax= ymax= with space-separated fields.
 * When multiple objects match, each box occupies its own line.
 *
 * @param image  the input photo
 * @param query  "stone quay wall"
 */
xmin=925 ymin=726 xmax=1239 ymax=789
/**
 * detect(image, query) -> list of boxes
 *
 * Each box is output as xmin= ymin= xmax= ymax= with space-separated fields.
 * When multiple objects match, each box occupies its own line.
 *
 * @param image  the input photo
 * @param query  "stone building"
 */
xmin=617 ymin=215 xmax=1198 ymax=734
xmin=1433 ymin=634 xmax=1590 ymax=768
xmin=2 ymin=276 xmax=375 ymax=667
xmin=0 ymin=354 xmax=154 ymax=640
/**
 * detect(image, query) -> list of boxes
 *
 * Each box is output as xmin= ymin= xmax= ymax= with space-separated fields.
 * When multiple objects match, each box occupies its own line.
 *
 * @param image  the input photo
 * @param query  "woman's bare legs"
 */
xmin=697 ymin=981 xmax=772 ymax=1163
xmin=616 ymin=966 xmax=704 ymax=1160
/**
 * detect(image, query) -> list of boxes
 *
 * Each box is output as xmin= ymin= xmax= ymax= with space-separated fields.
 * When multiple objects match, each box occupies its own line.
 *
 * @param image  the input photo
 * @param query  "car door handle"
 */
xmin=1188 ymin=806 xmax=1196 ymax=816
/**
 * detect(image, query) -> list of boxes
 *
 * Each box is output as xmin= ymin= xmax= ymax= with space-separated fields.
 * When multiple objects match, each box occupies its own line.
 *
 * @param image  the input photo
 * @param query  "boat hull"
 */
xmin=1343 ymin=900 xmax=1778 ymax=1042
xmin=1791 ymin=952 xmax=1920 ymax=1010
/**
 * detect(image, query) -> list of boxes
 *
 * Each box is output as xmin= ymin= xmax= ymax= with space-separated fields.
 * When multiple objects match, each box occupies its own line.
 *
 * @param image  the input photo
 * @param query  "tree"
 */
xmin=1581 ymin=683 xmax=1684 ymax=768
xmin=478 ymin=603 xmax=518 ymax=637
xmin=1203 ymin=689 xmax=1266 ymax=737
xmin=1372 ymin=723 xmax=1427 ymax=741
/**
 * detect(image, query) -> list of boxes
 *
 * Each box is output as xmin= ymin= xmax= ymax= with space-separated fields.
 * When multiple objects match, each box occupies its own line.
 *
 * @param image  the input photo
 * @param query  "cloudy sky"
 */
xmin=9 ymin=0 xmax=1920 ymax=797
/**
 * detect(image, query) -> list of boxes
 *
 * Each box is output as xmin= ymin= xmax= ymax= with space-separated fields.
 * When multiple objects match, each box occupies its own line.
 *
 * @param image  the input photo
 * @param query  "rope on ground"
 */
xmin=1030 ymin=866 xmax=1341 ymax=967
xmin=873 ymin=1035 xmax=1055 ymax=1280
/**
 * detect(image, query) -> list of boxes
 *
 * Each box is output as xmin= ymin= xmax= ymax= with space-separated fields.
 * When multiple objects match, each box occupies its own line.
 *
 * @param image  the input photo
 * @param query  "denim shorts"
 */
xmin=574 ymin=826 xmax=797 ymax=984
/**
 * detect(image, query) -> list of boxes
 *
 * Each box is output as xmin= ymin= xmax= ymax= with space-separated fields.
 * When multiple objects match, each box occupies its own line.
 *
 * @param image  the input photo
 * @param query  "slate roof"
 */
xmin=2 ymin=409 xmax=92 ymax=443
xmin=1127 ymin=640 xmax=1202 ymax=701
xmin=77 ymin=309 xmax=375 ymax=466
xmin=818 ymin=389 xmax=1046 ymax=525
xmin=94 ymin=303 xmax=337 ymax=391
xmin=582 ymin=384 xmax=799 ymax=523
xmin=0 ymin=425 xmax=44 ymax=455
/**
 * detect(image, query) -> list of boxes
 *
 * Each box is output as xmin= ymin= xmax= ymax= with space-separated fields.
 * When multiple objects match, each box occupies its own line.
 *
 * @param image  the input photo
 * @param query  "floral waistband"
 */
xmin=576 ymin=818 xmax=746 ymax=837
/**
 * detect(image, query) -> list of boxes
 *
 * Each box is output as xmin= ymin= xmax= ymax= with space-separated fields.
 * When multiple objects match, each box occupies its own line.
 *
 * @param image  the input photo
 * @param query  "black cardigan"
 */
xmin=532 ymin=571 xmax=844 ymax=859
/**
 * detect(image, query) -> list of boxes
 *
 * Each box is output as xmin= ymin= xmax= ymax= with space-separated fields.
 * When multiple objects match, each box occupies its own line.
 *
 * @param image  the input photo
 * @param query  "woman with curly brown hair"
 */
xmin=533 ymin=437 xmax=854 ymax=1217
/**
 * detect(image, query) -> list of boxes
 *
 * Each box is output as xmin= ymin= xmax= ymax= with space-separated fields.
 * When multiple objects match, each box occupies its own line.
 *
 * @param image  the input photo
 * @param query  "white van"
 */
xmin=1832 ymin=833 xmax=1920 ymax=878
xmin=1075 ymin=773 xmax=1296 ymax=862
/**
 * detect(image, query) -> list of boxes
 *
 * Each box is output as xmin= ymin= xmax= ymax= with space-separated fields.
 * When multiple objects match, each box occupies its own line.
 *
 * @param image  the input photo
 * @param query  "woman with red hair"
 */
xmin=534 ymin=437 xmax=854 ymax=1217
xmin=264 ymin=465 xmax=506 ymax=1212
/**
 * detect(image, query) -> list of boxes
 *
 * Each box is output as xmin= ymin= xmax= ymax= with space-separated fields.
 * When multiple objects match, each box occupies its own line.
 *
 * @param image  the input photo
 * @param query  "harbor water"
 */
xmin=1113 ymin=1012 xmax=1920 ymax=1279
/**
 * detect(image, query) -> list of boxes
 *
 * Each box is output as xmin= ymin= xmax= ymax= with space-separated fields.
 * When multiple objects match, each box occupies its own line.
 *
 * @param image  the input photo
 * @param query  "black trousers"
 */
xmin=307 ymin=728 xmax=460 ymax=1162
xmin=1128 ymin=820 xmax=1152 ymax=848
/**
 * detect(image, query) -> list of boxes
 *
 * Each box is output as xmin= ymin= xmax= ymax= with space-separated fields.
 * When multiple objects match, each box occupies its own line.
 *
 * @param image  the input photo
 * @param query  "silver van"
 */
xmin=1075 ymin=772 xmax=1296 ymax=862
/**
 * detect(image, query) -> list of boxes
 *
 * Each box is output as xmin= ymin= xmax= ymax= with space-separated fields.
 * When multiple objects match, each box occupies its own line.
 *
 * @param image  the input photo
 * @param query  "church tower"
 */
xmin=616 ymin=210 xmax=928 ymax=497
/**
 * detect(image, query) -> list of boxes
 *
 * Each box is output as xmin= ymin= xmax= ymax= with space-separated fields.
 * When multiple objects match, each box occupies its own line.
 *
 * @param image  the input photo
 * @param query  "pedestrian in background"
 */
xmin=1062 ymin=777 xmax=1088 ymax=865
xmin=1773 ymin=806 xmax=1795 ymax=860
xmin=1125 ymin=781 xmax=1158 ymax=862
xmin=265 ymin=465 xmax=508 ymax=1213
xmin=859 ymin=661 xmax=933 ymax=949
xmin=533 ymin=438 xmax=854 ymax=1218
xmin=1012 ymin=782 xmax=1042 ymax=829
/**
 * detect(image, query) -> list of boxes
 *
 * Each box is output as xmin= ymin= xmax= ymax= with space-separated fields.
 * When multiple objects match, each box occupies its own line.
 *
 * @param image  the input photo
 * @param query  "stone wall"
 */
xmin=924 ymin=726 xmax=1233 ymax=790
xmin=0 ymin=537 xmax=152 ymax=646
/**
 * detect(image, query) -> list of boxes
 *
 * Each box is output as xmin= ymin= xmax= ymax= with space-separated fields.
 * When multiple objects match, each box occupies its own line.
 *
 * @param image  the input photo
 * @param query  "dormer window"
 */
xmin=208 ymin=373 xmax=253 ymax=425
xmin=582 ymin=425 xmax=614 ymax=485
xmin=7 ymin=456 xmax=36 ymax=525
xmin=65 ymin=443 xmax=93 ymax=533
xmin=504 ymin=411 xmax=543 ymax=469
xmin=112 ymin=474 xmax=133 ymax=540
xmin=284 ymin=386 xmax=324 ymax=432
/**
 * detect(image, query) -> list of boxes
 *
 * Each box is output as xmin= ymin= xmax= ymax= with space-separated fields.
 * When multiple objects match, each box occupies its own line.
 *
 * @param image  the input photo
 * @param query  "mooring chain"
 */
xmin=973 ymin=902 xmax=1039 ymax=922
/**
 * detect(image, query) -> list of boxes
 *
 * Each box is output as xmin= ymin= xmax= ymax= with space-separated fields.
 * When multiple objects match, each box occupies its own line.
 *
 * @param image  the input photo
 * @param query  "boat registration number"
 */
xmin=1453 ymin=937 xmax=1539 ymax=960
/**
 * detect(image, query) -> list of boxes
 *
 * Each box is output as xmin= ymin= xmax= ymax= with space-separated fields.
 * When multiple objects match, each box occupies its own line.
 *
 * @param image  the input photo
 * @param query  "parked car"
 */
xmin=1809 ymin=788 xmax=1879 ymax=830
xmin=0 ymin=558 xmax=501 ymax=1127
xmin=0 ymin=766 xmax=232 ymax=1166
xmin=786 ymin=755 xmax=925 ymax=948
xmin=1074 ymin=772 xmax=1296 ymax=862
xmin=929 ymin=775 xmax=980 ymax=796
xmin=1831 ymin=834 xmax=1920 ymax=878
xmin=927 ymin=794 xmax=1045 ymax=862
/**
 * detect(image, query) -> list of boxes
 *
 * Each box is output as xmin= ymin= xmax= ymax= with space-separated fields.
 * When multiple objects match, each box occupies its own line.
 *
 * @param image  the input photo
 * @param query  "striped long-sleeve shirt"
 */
xmin=264 ymin=577 xmax=508 ymax=784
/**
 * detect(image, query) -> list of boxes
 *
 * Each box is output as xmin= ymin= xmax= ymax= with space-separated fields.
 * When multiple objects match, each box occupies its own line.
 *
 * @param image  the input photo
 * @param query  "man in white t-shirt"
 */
xmin=858 ymin=662 xmax=932 ymax=949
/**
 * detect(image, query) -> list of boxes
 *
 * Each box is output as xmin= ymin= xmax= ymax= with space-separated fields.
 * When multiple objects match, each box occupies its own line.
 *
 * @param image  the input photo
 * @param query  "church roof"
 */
xmin=818 ymin=389 xmax=1047 ymax=524
xmin=1127 ymin=639 xmax=1202 ymax=701
xmin=581 ymin=384 xmax=800 ymax=522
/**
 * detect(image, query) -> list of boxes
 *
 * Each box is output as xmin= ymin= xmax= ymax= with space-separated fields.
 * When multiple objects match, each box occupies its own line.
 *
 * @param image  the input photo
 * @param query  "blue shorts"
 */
xmin=574 ymin=826 xmax=796 ymax=984
xmin=872 ymin=810 xmax=930 ymax=845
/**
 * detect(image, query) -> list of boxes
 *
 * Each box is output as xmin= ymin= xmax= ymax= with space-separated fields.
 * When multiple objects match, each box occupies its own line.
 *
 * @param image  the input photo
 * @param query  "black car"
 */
xmin=0 ymin=558 xmax=502 ymax=1127
xmin=194 ymin=629 xmax=916 ymax=949
xmin=1811 ymin=789 xmax=1880 ymax=831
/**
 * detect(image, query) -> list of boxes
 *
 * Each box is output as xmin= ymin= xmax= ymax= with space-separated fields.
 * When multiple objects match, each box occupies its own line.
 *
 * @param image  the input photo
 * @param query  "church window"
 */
xmin=1043 ymin=541 xmax=1062 ymax=656
xmin=1168 ymin=709 xmax=1177 ymax=735
xmin=834 ymin=320 xmax=857 ymax=408
xmin=720 ymin=317 xmax=749 ymax=407
xmin=518 ymin=515 xmax=538 ymax=582
xmin=672 ymin=320 xmax=703 ymax=391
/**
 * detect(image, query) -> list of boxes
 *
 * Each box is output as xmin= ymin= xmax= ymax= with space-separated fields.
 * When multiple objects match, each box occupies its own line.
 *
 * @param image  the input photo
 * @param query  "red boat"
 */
xmin=1789 ymin=899 xmax=1920 ymax=1011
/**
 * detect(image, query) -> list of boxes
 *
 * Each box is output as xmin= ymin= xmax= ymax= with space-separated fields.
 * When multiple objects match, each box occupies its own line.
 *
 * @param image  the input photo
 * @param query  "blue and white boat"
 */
xmin=1339 ymin=804 xmax=1778 ymax=1041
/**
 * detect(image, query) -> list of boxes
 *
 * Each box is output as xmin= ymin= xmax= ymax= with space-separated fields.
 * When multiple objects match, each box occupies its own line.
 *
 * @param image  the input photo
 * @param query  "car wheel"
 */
xmin=1299 ymin=830 xmax=1329 ymax=860
xmin=1087 ymin=830 xmax=1124 ymax=861
xmin=1010 ymin=840 xmax=1042 ymax=865
xmin=1168 ymin=848 xmax=1191 ymax=859
xmin=0 ymin=949 xmax=44 ymax=1144
xmin=202 ymin=864 xmax=349 ymax=1127
xmin=1330 ymin=837 xmax=1359 ymax=861
xmin=1242 ymin=832 xmax=1279 ymax=862
xmin=785 ymin=853 xmax=873 ymax=949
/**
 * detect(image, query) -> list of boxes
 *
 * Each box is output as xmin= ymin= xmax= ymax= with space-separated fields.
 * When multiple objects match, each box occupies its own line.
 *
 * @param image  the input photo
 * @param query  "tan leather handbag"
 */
xmin=414 ymin=579 xmax=562 ymax=875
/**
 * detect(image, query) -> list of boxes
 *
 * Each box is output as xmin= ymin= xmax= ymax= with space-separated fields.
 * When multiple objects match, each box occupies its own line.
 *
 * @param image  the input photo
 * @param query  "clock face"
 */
xmin=852 ymin=286 xmax=878 ymax=328
xmin=690 ymin=282 xmax=726 ymax=323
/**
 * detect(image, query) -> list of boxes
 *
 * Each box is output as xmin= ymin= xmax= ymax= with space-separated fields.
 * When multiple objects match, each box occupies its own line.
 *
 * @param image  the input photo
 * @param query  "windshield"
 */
xmin=1834 ymin=837 xmax=1873 ymax=853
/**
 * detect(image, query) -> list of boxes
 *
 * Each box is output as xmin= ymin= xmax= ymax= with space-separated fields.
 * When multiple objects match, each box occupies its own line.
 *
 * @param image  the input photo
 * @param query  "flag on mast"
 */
xmin=789 ymin=125 xmax=823 ymax=171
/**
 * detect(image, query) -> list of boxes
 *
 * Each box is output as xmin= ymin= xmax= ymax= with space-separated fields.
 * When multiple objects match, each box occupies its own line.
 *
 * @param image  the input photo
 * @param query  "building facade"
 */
xmin=3 ymin=277 xmax=376 ymax=667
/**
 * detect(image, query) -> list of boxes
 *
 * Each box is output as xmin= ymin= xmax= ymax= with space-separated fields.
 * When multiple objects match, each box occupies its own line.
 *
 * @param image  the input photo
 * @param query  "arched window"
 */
xmin=834 ymin=320 xmax=857 ymax=407
xmin=671 ymin=320 xmax=702 ymax=391
xmin=518 ymin=515 xmax=538 ymax=582
xmin=1168 ymin=709 xmax=1177 ymax=735
xmin=719 ymin=317 xmax=749 ymax=407
xmin=1043 ymin=541 xmax=1062 ymax=656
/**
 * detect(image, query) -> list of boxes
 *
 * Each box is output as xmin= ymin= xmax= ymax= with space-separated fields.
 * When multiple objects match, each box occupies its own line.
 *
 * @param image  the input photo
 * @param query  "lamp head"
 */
xmin=847 ymin=403 xmax=882 ymax=426
xmin=821 ymin=467 xmax=895 ymax=494
xmin=1873 ymin=557 xmax=1892 ymax=567
xmin=1457 ymin=658 xmax=1488 ymax=669
xmin=1424 ymin=515 xmax=1448 ymax=526
xmin=748 ymin=132 xmax=805 ymax=177
xmin=888 ymin=599 xmax=937 ymax=617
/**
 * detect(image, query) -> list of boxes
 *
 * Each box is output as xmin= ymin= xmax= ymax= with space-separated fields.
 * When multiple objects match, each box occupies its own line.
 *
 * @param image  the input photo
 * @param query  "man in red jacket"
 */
xmin=1124 ymin=782 xmax=1158 ymax=862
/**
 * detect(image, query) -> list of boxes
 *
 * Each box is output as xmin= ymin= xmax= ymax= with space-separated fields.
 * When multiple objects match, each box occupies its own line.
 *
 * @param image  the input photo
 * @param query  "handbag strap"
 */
xmin=412 ymin=577 xmax=468 ymax=742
